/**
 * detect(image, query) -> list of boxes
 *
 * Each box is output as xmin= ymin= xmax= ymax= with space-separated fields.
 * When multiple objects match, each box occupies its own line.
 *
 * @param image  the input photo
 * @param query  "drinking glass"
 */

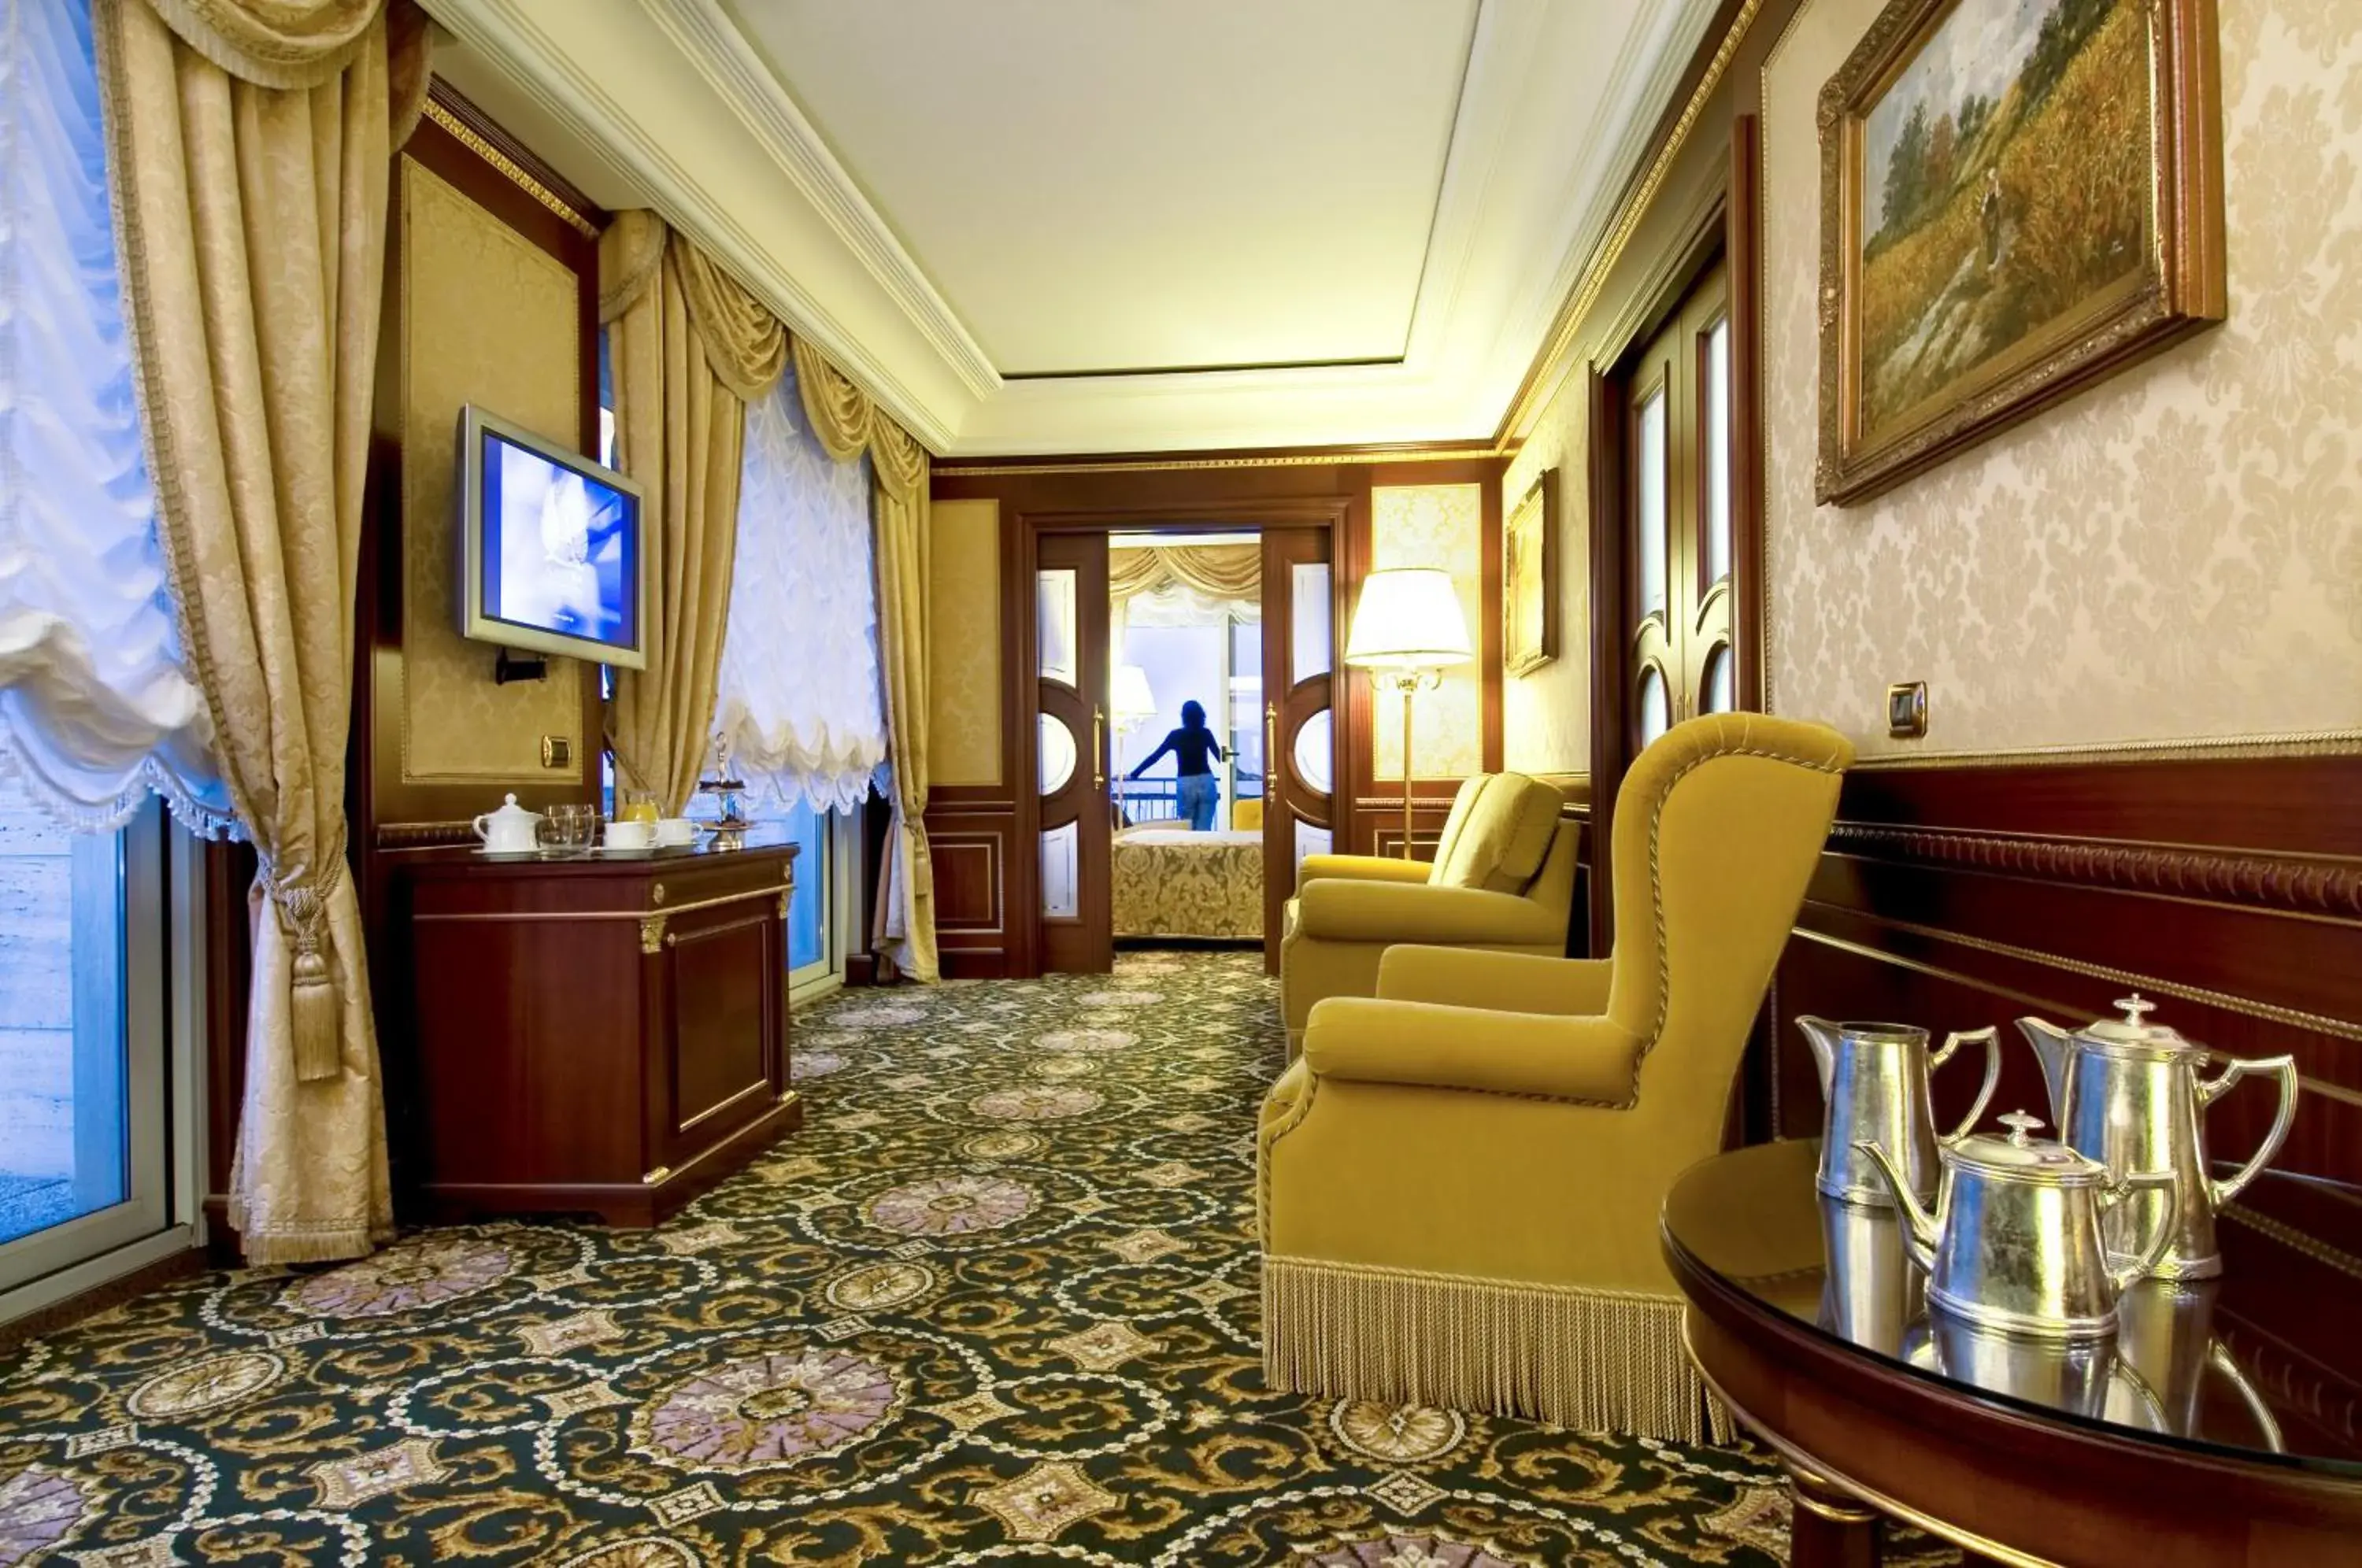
xmin=620 ymin=790 xmax=660 ymax=826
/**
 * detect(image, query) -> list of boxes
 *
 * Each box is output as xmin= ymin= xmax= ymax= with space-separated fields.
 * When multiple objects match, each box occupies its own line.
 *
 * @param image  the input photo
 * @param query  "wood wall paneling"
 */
xmin=1772 ymin=753 xmax=2362 ymax=1226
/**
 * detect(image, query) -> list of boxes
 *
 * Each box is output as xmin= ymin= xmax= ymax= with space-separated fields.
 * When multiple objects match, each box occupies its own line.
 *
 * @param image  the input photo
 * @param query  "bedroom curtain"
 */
xmin=713 ymin=366 xmax=886 ymax=812
xmin=0 ymin=0 xmax=231 ymax=834
xmin=790 ymin=337 xmax=937 ymax=983
xmin=599 ymin=211 xmax=787 ymax=815
xmin=94 ymin=0 xmax=430 ymax=1263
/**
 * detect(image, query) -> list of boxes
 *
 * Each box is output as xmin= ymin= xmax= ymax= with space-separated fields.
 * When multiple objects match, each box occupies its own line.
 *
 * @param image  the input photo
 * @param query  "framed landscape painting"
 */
xmin=1816 ymin=0 xmax=2224 ymax=505
xmin=1504 ymin=469 xmax=1557 ymax=676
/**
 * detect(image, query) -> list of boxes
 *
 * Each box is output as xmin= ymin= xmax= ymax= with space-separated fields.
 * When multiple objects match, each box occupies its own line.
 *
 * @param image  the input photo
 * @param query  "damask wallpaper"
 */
xmin=1501 ymin=387 xmax=1591 ymax=776
xmin=399 ymin=158 xmax=585 ymax=782
xmin=1764 ymin=0 xmax=2362 ymax=760
xmin=1370 ymin=485 xmax=1484 ymax=780
xmin=929 ymin=499 xmax=1004 ymax=788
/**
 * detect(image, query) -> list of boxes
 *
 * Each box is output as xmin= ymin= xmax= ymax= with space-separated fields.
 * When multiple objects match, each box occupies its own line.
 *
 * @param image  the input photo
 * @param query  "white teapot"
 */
xmin=472 ymin=793 xmax=543 ymax=854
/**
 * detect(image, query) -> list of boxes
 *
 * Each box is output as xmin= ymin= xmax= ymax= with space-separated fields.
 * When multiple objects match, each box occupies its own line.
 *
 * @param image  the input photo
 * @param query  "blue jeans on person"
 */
xmin=1177 ymin=773 xmax=1218 ymax=831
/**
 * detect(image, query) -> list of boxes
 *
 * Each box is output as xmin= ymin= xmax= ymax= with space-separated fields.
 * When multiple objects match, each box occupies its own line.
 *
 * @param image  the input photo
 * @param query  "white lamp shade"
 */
xmin=1344 ymin=568 xmax=1472 ymax=669
xmin=1113 ymin=663 xmax=1157 ymax=720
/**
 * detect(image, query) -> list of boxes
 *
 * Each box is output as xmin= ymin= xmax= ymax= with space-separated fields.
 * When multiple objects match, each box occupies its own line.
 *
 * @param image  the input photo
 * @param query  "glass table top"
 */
xmin=1662 ymin=1137 xmax=2362 ymax=1477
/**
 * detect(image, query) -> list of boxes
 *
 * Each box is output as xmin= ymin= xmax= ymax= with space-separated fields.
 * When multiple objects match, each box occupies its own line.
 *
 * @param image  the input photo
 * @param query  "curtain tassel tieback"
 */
xmin=261 ymin=863 xmax=346 ymax=1082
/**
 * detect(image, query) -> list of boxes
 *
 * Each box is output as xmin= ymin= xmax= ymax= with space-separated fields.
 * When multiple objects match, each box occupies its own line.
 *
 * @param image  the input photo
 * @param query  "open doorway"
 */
xmin=1027 ymin=521 xmax=1335 ymax=975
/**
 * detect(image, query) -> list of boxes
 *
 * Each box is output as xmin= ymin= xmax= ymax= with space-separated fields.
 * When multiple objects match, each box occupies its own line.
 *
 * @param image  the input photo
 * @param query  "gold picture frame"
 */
xmin=1504 ymin=469 xmax=1557 ymax=677
xmin=1816 ymin=0 xmax=2224 ymax=505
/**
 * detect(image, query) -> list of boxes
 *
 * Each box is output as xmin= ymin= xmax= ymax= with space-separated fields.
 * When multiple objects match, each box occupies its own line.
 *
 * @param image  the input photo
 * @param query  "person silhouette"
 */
xmin=1128 ymin=699 xmax=1225 ymax=831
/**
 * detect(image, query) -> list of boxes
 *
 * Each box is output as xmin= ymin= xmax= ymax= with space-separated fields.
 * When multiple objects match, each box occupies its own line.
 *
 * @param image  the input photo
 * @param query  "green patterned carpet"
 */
xmin=0 ymin=951 xmax=1938 ymax=1566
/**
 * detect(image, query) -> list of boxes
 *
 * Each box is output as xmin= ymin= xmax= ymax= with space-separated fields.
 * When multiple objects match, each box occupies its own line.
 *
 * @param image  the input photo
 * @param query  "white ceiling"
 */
xmin=724 ymin=1 xmax=1476 ymax=379
xmin=417 ymin=0 xmax=1720 ymax=455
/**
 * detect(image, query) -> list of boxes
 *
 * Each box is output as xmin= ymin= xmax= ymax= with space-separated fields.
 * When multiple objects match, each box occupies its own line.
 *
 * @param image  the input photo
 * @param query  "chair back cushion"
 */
xmin=1431 ymin=773 xmax=1564 ymax=893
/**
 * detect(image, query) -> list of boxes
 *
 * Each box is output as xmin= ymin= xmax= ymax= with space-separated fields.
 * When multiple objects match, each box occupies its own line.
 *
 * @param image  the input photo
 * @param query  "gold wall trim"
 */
xmin=1850 ymin=727 xmax=2362 ymax=769
xmin=421 ymin=98 xmax=599 ymax=241
xmin=935 ymin=447 xmax=1497 ymax=478
xmin=1797 ymin=915 xmax=2362 ymax=1043
xmin=2219 ymin=1205 xmax=2362 ymax=1282
xmin=1498 ymin=0 xmax=1768 ymax=446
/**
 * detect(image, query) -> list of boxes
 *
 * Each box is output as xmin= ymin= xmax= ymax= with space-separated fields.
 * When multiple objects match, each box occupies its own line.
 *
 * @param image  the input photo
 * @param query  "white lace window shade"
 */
xmin=711 ymin=368 xmax=886 ymax=814
xmin=0 ymin=0 xmax=229 ymax=834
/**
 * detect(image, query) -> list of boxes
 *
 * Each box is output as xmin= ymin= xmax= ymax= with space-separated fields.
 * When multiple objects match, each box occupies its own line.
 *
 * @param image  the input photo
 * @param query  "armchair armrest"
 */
xmin=1302 ymin=997 xmax=1642 ymax=1103
xmin=1377 ymin=947 xmax=1612 ymax=1015
xmin=1295 ymin=878 xmax=1564 ymax=946
xmin=1297 ymin=852 xmax=1434 ymax=889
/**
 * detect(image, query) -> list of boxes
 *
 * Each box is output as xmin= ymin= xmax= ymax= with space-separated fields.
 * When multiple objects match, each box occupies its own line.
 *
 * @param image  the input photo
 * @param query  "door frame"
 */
xmin=1009 ymin=499 xmax=1349 ymax=978
xmin=1584 ymin=118 xmax=1769 ymax=956
xmin=1585 ymin=116 xmax=1773 ymax=1137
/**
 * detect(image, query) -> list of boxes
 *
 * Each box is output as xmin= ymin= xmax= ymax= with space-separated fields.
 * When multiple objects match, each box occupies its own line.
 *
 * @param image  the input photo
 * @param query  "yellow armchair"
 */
xmin=1279 ymin=772 xmax=1576 ymax=1051
xmin=1257 ymin=713 xmax=1853 ymax=1440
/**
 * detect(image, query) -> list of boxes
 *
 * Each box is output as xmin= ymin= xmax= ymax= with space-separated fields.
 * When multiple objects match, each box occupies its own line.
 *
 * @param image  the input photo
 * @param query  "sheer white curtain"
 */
xmin=0 ymin=0 xmax=228 ymax=833
xmin=712 ymin=364 xmax=885 ymax=812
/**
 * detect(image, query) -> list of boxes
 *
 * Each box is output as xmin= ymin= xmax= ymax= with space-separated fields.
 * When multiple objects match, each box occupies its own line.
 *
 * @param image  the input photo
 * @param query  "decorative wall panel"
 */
xmin=1369 ymin=484 xmax=1483 ymax=779
xmin=1501 ymin=390 xmax=1590 ymax=775
xmin=1762 ymin=0 xmax=2362 ymax=760
xmin=929 ymin=498 xmax=1004 ymax=787
xmin=398 ymin=157 xmax=585 ymax=782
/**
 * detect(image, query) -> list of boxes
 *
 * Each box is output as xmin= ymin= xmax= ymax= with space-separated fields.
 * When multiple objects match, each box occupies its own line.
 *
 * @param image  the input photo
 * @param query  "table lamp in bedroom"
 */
xmin=1343 ymin=568 xmax=1472 ymax=860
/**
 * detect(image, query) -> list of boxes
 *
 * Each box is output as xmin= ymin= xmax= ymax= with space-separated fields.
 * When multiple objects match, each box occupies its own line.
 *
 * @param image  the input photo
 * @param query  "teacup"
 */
xmin=654 ymin=817 xmax=698 ymax=847
xmin=604 ymin=819 xmax=656 ymax=851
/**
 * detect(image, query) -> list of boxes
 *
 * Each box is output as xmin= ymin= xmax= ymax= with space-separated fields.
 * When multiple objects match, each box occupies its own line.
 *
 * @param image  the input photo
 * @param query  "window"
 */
xmin=0 ymin=0 xmax=212 ymax=1318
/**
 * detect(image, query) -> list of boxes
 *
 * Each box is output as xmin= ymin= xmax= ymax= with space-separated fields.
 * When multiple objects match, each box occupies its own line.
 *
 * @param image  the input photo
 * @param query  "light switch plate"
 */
xmin=1886 ymin=682 xmax=1928 ymax=739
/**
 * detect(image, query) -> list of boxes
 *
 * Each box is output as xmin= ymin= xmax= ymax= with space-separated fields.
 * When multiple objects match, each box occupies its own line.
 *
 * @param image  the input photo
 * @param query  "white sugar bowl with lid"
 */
xmin=1856 ymin=1110 xmax=2179 ymax=1341
xmin=472 ymin=793 xmax=544 ymax=855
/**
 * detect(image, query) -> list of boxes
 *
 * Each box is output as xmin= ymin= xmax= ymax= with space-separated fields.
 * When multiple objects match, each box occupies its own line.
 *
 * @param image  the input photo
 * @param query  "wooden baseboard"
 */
xmin=0 ymin=1244 xmax=207 ymax=1354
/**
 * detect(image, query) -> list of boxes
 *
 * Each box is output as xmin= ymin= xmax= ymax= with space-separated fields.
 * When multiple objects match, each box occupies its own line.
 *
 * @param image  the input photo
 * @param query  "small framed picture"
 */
xmin=1505 ymin=469 xmax=1558 ymax=677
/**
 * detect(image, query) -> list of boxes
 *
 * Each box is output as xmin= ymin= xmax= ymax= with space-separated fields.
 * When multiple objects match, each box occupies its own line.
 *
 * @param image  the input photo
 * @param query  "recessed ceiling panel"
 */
xmin=725 ymin=0 xmax=1479 ymax=378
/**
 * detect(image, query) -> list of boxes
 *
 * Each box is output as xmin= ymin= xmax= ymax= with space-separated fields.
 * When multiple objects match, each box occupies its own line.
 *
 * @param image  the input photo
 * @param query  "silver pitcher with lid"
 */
xmin=2017 ymin=995 xmax=2298 ymax=1281
xmin=1800 ymin=1016 xmax=2002 ymax=1206
xmin=1857 ymin=1110 xmax=2178 ymax=1340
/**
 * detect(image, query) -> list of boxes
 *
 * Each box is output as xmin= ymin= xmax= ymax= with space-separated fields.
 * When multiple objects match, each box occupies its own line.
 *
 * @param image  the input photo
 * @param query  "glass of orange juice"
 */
xmin=619 ymin=790 xmax=660 ymax=825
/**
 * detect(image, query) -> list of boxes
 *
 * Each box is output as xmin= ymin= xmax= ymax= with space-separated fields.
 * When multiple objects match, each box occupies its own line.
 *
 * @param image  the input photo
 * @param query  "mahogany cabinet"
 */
xmin=393 ymin=838 xmax=802 ymax=1226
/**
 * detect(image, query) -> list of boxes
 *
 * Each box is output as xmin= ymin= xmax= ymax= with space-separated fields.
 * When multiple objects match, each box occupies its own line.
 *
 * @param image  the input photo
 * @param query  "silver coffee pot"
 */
xmin=1857 ymin=1110 xmax=2178 ymax=1340
xmin=1800 ymin=1016 xmax=2001 ymax=1206
xmin=2017 ymin=995 xmax=2298 ymax=1280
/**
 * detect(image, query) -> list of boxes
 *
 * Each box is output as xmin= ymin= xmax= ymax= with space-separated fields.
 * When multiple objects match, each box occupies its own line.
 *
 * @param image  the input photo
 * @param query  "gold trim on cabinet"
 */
xmin=420 ymin=98 xmax=599 ymax=239
xmin=641 ymin=1165 xmax=673 ymax=1187
xmin=1849 ymin=727 xmax=2362 ymax=768
xmin=640 ymin=914 xmax=666 ymax=955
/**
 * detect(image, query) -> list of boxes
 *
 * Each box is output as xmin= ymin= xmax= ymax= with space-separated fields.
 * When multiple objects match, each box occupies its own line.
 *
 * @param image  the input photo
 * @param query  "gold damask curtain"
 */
xmin=791 ymin=338 xmax=938 ymax=983
xmin=1108 ymin=543 xmax=1261 ymax=605
xmin=96 ymin=0 xmax=429 ymax=1263
xmin=600 ymin=213 xmax=787 ymax=815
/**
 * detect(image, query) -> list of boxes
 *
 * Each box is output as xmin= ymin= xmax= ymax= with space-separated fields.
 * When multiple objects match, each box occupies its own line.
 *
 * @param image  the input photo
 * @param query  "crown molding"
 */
xmin=643 ymin=0 xmax=1001 ymax=401
xmin=420 ymin=0 xmax=961 ymax=450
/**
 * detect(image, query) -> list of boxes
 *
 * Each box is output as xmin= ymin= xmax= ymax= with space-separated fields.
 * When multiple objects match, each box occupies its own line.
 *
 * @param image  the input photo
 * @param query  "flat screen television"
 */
xmin=456 ymin=405 xmax=650 ymax=670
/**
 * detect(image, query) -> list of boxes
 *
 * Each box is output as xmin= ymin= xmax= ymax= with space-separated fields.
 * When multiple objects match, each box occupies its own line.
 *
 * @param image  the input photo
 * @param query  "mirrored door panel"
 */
xmin=1034 ymin=533 xmax=1112 ymax=974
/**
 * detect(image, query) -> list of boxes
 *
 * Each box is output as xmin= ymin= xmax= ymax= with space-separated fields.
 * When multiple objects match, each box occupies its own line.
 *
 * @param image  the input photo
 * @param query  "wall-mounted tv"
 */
xmin=456 ymin=405 xmax=650 ymax=670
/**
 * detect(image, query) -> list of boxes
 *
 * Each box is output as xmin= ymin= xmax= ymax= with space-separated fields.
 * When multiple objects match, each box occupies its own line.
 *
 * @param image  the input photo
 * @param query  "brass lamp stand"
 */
xmin=1342 ymin=568 xmax=1473 ymax=862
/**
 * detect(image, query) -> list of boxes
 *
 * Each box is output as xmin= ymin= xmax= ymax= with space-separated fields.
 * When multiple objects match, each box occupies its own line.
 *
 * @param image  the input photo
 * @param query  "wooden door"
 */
xmin=1623 ymin=259 xmax=1737 ymax=756
xmin=1259 ymin=527 xmax=1337 ymax=972
xmin=1035 ymin=532 xmax=1113 ymax=974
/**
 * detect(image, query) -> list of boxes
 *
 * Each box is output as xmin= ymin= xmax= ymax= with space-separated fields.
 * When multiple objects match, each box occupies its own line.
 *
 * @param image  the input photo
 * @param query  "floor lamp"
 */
xmin=1344 ymin=568 xmax=1473 ymax=860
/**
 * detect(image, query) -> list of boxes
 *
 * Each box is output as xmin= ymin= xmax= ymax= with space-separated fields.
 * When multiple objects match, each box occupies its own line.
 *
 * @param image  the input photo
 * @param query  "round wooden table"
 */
xmin=1662 ymin=1138 xmax=2362 ymax=1567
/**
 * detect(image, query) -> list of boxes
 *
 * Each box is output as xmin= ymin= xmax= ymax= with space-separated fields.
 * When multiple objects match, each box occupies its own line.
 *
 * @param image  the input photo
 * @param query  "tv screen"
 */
xmin=457 ymin=407 xmax=648 ymax=669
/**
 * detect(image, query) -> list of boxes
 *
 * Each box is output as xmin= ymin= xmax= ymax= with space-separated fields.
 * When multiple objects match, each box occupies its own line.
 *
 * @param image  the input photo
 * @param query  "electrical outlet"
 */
xmin=1886 ymin=682 xmax=1928 ymax=739
xmin=541 ymin=735 xmax=572 ymax=769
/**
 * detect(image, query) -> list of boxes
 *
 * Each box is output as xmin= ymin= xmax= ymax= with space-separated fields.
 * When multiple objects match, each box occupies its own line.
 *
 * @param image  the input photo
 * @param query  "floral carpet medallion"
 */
xmin=0 ymin=952 xmax=1960 ymax=1565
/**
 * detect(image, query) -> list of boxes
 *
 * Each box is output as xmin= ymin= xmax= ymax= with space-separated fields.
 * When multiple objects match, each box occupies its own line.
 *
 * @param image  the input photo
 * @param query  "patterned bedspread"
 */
xmin=1111 ymin=827 xmax=1263 ymax=938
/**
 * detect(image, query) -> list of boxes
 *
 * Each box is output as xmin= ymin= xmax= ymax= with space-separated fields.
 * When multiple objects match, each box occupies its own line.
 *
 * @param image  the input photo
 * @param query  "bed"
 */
xmin=1111 ymin=825 xmax=1263 ymax=939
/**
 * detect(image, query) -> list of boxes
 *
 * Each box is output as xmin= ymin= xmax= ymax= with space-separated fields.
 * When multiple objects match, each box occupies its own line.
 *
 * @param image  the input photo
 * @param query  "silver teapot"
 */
xmin=1857 ymin=1110 xmax=2178 ymax=1340
xmin=1799 ymin=1016 xmax=2001 ymax=1206
xmin=2018 ymin=995 xmax=2298 ymax=1281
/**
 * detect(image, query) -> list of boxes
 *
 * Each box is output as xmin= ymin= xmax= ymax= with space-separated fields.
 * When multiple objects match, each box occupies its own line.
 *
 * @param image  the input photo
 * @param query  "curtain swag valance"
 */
xmin=1109 ymin=543 xmax=1261 ymax=604
xmin=143 ymin=0 xmax=385 ymax=88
